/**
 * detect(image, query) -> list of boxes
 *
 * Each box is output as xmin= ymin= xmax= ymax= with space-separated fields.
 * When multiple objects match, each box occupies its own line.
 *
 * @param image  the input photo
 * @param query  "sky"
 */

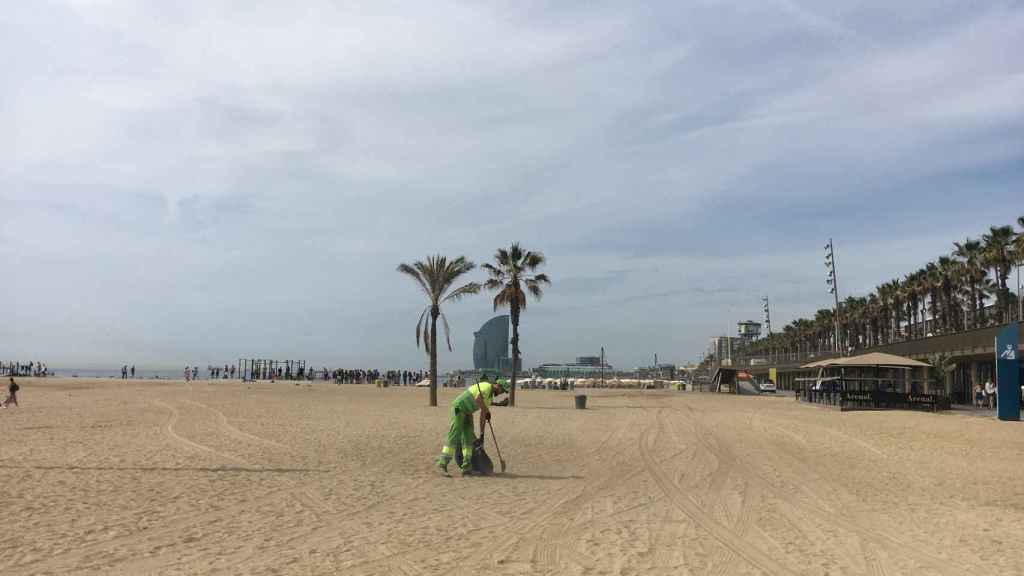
xmin=2 ymin=1 xmax=1023 ymax=371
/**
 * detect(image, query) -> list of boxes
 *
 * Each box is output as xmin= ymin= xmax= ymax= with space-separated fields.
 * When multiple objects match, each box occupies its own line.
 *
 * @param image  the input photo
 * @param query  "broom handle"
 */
xmin=487 ymin=419 xmax=504 ymax=463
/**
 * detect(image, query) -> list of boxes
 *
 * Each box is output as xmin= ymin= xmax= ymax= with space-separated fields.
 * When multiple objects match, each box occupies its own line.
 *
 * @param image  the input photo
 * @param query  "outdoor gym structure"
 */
xmin=238 ymin=358 xmax=307 ymax=381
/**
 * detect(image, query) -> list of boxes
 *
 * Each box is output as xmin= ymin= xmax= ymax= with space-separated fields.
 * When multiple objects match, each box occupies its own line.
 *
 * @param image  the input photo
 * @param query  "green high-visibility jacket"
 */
xmin=454 ymin=381 xmax=494 ymax=413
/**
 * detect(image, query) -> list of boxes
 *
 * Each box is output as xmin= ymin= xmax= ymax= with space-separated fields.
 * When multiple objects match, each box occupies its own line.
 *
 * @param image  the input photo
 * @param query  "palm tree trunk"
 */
xmin=430 ymin=306 xmax=439 ymax=407
xmin=510 ymin=302 xmax=520 ymax=408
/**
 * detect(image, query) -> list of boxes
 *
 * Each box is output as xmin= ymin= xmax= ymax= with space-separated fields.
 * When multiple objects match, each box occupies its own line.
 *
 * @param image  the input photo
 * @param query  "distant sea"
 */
xmin=50 ymin=368 xmax=192 ymax=380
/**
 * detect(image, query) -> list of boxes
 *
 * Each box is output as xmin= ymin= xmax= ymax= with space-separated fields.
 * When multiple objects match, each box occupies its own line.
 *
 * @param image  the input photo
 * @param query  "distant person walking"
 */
xmin=3 ymin=377 xmax=19 ymax=407
xmin=131 ymin=365 xmax=135 ymax=378
xmin=974 ymin=382 xmax=984 ymax=407
xmin=184 ymin=366 xmax=191 ymax=382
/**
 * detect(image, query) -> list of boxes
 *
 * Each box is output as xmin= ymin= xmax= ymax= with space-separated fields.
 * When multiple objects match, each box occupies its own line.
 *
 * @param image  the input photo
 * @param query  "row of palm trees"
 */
xmin=746 ymin=217 xmax=1024 ymax=362
xmin=397 ymin=243 xmax=550 ymax=407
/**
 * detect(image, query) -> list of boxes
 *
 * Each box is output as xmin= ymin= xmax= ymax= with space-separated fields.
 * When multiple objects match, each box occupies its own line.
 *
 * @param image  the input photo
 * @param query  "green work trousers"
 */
xmin=439 ymin=405 xmax=475 ymax=470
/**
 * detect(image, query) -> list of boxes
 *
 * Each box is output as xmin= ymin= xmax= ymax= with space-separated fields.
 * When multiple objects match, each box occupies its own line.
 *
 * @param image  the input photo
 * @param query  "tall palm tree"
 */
xmin=1014 ymin=216 xmax=1024 ymax=321
xmin=936 ymin=256 xmax=958 ymax=333
xmin=813 ymin=308 xmax=834 ymax=353
xmin=482 ymin=243 xmax=551 ymax=407
xmin=982 ymin=225 xmax=1015 ymax=323
xmin=397 ymin=255 xmax=481 ymax=407
xmin=953 ymin=238 xmax=985 ymax=328
xmin=922 ymin=262 xmax=940 ymax=335
xmin=884 ymin=279 xmax=903 ymax=341
xmin=900 ymin=272 xmax=922 ymax=339
xmin=866 ymin=293 xmax=881 ymax=347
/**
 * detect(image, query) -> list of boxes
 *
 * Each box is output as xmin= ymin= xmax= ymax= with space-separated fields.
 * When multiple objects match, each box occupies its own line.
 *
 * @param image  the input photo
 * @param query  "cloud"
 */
xmin=2 ymin=1 xmax=1023 ymax=370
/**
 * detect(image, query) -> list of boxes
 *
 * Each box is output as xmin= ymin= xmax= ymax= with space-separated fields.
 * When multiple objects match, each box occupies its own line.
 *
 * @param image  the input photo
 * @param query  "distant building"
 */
xmin=708 ymin=335 xmax=748 ymax=366
xmin=535 ymin=356 xmax=614 ymax=378
xmin=737 ymin=320 xmax=762 ymax=341
xmin=473 ymin=315 xmax=519 ymax=373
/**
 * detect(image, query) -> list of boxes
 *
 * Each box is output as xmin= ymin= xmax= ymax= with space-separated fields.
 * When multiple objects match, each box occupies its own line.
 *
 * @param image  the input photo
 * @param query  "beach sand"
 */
xmin=1 ymin=378 xmax=1022 ymax=575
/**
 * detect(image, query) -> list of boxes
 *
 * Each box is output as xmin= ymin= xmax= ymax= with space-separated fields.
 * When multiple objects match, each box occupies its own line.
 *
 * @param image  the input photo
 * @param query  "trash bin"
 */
xmin=574 ymin=395 xmax=587 ymax=409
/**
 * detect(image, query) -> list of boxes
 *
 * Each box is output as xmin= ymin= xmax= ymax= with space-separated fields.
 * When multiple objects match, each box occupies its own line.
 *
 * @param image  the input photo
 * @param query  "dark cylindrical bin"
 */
xmin=574 ymin=395 xmax=587 ymax=409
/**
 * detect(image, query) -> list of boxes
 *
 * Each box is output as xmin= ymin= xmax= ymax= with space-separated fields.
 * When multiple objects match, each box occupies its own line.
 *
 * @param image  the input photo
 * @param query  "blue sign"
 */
xmin=995 ymin=322 xmax=1020 ymax=421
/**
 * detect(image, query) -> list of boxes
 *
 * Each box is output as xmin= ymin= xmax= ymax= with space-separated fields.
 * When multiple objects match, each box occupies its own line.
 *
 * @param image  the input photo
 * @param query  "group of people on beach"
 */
xmin=1 ymin=361 xmax=47 ymax=377
xmin=120 ymin=365 xmax=135 ymax=379
xmin=332 ymin=369 xmax=426 ymax=385
xmin=207 ymin=365 xmax=236 ymax=379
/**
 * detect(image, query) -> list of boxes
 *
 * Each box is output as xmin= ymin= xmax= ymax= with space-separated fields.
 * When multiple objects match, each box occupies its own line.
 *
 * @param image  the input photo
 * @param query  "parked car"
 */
xmin=756 ymin=379 xmax=777 ymax=393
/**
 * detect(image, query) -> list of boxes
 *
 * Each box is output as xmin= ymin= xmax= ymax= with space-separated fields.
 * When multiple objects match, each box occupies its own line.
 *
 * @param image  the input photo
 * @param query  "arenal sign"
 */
xmin=995 ymin=322 xmax=1020 ymax=421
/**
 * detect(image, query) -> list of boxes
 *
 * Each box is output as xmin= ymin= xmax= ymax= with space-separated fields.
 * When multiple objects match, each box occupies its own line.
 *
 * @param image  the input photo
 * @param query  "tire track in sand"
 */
xmin=180 ymin=399 xmax=290 ymax=450
xmin=664 ymin=404 xmax=758 ymax=576
xmin=518 ymin=407 xmax=662 ymax=574
xmin=682 ymin=404 xmax=975 ymax=576
xmin=155 ymin=399 xmax=249 ymax=466
xmin=155 ymin=399 xmax=329 ymax=522
xmin=639 ymin=407 xmax=800 ymax=576
xmin=487 ymin=407 xmax=643 ymax=572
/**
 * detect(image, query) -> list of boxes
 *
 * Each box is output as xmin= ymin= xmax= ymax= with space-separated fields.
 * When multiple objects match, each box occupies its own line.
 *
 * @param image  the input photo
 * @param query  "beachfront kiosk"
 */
xmin=798 ymin=352 xmax=950 ymax=411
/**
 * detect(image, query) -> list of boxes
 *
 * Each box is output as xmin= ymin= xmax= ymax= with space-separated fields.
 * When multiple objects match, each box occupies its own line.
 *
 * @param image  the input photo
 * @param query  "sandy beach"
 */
xmin=1 ymin=378 xmax=1022 ymax=575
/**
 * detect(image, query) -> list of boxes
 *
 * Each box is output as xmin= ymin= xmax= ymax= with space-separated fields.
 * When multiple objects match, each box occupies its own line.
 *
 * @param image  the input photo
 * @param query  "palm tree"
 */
xmin=900 ymin=272 xmax=922 ymax=339
xmin=982 ymin=225 xmax=1015 ymax=323
xmin=884 ymin=279 xmax=903 ymax=341
xmin=813 ymin=308 xmax=834 ymax=353
xmin=953 ymin=238 xmax=985 ymax=328
xmin=482 ymin=243 xmax=551 ymax=407
xmin=1014 ymin=216 xmax=1024 ymax=321
xmin=866 ymin=293 xmax=881 ymax=347
xmin=397 ymin=255 xmax=481 ymax=407
xmin=936 ymin=256 xmax=958 ymax=332
xmin=923 ymin=262 xmax=941 ymax=335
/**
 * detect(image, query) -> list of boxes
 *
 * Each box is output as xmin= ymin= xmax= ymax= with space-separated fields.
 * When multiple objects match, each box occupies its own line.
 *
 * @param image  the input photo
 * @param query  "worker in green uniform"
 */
xmin=436 ymin=373 xmax=508 ymax=476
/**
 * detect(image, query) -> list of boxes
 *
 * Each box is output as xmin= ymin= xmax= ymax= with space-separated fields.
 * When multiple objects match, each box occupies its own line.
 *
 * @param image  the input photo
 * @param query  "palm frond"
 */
xmin=515 ymin=286 xmax=528 ymax=309
xmin=440 ymin=312 xmax=452 ymax=351
xmin=525 ymin=281 xmax=544 ymax=300
xmin=495 ymin=248 xmax=511 ymax=267
xmin=443 ymin=282 xmax=482 ymax=304
xmin=422 ymin=317 xmax=432 ymax=355
xmin=493 ymin=285 xmax=515 ymax=312
xmin=509 ymin=243 xmax=524 ymax=263
xmin=397 ymin=263 xmax=431 ymax=297
xmin=415 ymin=306 xmax=430 ymax=348
xmin=481 ymin=263 xmax=504 ymax=281
xmin=523 ymin=251 xmax=546 ymax=270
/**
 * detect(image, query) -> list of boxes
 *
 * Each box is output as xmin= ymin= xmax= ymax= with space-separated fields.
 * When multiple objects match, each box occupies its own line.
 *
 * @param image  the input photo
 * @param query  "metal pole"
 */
xmin=1011 ymin=261 xmax=1019 ymax=323
xmin=827 ymin=239 xmax=843 ymax=354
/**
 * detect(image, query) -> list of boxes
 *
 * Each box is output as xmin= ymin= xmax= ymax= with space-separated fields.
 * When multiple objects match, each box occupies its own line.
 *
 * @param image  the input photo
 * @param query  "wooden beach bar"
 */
xmin=798 ymin=352 xmax=951 ymax=411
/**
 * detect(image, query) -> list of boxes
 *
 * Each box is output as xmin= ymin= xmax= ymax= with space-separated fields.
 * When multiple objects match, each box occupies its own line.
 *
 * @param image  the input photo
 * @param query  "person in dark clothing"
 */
xmin=3 ymin=377 xmax=19 ymax=407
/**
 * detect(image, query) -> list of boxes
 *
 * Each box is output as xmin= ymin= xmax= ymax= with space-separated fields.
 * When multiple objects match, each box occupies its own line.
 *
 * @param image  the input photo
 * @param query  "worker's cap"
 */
xmin=496 ymin=378 xmax=508 ymax=392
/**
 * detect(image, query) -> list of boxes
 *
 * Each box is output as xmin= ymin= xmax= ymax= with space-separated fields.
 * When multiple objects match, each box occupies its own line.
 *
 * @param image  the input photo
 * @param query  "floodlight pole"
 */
xmin=826 ymin=239 xmax=843 ymax=355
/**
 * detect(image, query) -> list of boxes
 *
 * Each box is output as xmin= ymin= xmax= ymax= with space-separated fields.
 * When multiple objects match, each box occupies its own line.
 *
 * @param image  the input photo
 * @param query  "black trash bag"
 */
xmin=454 ymin=436 xmax=494 ymax=476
